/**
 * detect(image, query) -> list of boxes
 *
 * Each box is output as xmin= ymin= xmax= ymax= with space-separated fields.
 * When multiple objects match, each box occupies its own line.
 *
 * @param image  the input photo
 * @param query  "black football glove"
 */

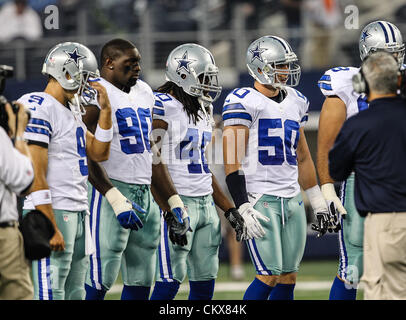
xmin=311 ymin=210 xmax=330 ymax=238
xmin=224 ymin=207 xmax=245 ymax=242
xmin=327 ymin=201 xmax=342 ymax=233
xmin=163 ymin=211 xmax=191 ymax=246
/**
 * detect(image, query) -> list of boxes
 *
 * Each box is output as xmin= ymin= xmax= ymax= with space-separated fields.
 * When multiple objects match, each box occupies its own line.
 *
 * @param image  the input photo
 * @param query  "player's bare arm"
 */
xmin=297 ymin=127 xmax=339 ymax=236
xmin=28 ymin=144 xmax=65 ymax=251
xmin=223 ymin=125 xmax=248 ymax=176
xmin=297 ymin=128 xmax=318 ymax=190
xmin=150 ymin=117 xmax=192 ymax=245
xmin=83 ymin=105 xmax=114 ymax=195
xmin=211 ymin=173 xmax=234 ymax=212
xmin=151 ymin=118 xmax=187 ymax=213
xmin=83 ymin=104 xmax=143 ymax=231
xmin=317 ymin=96 xmax=347 ymax=185
xmin=317 ymin=96 xmax=347 ymax=215
xmin=223 ymin=124 xmax=269 ymax=240
xmin=211 ymin=172 xmax=245 ymax=242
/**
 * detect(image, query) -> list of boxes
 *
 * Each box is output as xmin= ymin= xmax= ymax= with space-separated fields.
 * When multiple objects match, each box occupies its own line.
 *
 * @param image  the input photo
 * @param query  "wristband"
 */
xmin=31 ymin=189 xmax=52 ymax=206
xmin=167 ymin=194 xmax=184 ymax=211
xmin=225 ymin=170 xmax=249 ymax=209
xmin=105 ymin=187 xmax=127 ymax=217
xmin=305 ymin=185 xmax=326 ymax=213
xmin=167 ymin=194 xmax=188 ymax=220
xmin=94 ymin=123 xmax=113 ymax=142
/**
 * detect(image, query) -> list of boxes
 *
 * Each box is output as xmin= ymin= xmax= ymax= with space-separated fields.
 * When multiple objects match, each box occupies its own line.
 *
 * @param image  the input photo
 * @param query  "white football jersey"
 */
xmin=222 ymin=86 xmax=309 ymax=197
xmin=318 ymin=66 xmax=369 ymax=119
xmin=19 ymin=92 xmax=89 ymax=211
xmin=153 ymin=93 xmax=213 ymax=197
xmin=96 ymin=78 xmax=154 ymax=184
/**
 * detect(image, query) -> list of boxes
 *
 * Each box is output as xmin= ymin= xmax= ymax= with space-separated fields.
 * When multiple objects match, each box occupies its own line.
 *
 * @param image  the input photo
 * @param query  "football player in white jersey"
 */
xmin=317 ymin=21 xmax=405 ymax=300
xmin=18 ymin=42 xmax=113 ymax=300
xmin=222 ymin=35 xmax=332 ymax=300
xmin=82 ymin=39 xmax=191 ymax=300
xmin=149 ymin=43 xmax=246 ymax=300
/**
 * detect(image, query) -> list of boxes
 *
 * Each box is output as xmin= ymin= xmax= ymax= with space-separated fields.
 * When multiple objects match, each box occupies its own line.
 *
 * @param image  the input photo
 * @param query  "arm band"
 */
xmin=31 ymin=189 xmax=52 ymax=206
xmin=94 ymin=123 xmax=113 ymax=142
xmin=225 ymin=170 xmax=249 ymax=209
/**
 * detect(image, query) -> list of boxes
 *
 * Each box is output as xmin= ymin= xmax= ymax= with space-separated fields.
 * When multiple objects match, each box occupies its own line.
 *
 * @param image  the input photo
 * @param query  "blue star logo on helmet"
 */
xmin=249 ymin=43 xmax=267 ymax=63
xmin=63 ymin=47 xmax=86 ymax=68
xmin=360 ymin=30 xmax=371 ymax=43
xmin=175 ymin=51 xmax=196 ymax=74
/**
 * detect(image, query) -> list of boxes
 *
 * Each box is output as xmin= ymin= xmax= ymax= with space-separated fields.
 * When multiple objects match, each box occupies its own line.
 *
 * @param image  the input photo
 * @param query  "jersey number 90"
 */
xmin=116 ymin=107 xmax=152 ymax=154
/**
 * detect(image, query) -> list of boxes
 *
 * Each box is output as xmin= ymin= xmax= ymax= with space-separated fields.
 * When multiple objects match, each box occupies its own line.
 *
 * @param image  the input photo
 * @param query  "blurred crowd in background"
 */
xmin=1 ymin=0 xmax=406 ymax=80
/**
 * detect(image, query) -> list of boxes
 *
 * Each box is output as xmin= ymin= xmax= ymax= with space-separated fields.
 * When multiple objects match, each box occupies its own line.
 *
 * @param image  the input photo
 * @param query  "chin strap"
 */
xmin=69 ymin=93 xmax=87 ymax=122
xmin=198 ymin=98 xmax=215 ymax=127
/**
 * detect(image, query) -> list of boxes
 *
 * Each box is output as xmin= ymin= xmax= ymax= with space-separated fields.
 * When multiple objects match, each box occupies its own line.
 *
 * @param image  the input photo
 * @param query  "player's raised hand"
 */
xmin=238 ymin=203 xmax=270 ymax=240
xmin=105 ymin=187 xmax=145 ymax=230
xmin=89 ymin=80 xmax=111 ymax=111
xmin=224 ymin=207 xmax=245 ymax=242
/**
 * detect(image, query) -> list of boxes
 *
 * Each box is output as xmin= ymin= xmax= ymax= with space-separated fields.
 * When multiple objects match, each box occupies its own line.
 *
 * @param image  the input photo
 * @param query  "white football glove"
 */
xmin=238 ymin=202 xmax=270 ymax=240
xmin=321 ymin=183 xmax=347 ymax=216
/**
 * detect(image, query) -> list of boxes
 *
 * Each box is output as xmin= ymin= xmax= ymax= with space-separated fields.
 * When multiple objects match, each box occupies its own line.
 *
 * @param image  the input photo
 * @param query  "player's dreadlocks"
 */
xmin=156 ymin=81 xmax=202 ymax=125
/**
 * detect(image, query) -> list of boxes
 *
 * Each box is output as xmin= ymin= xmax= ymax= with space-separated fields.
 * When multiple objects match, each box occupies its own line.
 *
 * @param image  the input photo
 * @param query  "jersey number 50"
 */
xmin=258 ymin=118 xmax=300 ymax=166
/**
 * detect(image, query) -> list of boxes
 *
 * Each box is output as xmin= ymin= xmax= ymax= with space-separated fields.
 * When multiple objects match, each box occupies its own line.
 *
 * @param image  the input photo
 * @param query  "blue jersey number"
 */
xmin=331 ymin=67 xmax=350 ymax=72
xmin=76 ymin=127 xmax=88 ymax=176
xmin=232 ymin=88 xmax=250 ymax=99
xmin=116 ymin=107 xmax=152 ymax=154
xmin=258 ymin=119 xmax=300 ymax=166
xmin=178 ymin=128 xmax=211 ymax=174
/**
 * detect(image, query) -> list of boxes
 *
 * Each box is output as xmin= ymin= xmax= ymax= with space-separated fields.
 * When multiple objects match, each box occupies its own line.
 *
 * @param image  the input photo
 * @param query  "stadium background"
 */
xmin=1 ymin=0 xmax=405 ymax=299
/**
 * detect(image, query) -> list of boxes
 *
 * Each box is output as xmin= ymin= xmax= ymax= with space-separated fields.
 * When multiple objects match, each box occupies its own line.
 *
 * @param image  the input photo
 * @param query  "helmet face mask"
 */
xmin=262 ymin=61 xmax=301 ymax=87
xmin=246 ymin=36 xmax=301 ymax=88
xmin=359 ymin=21 xmax=405 ymax=67
xmin=165 ymin=43 xmax=222 ymax=108
xmin=42 ymin=42 xmax=100 ymax=115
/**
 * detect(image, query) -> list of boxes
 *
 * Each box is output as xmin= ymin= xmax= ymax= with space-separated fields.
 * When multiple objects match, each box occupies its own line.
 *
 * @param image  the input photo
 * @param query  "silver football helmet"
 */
xmin=42 ymin=42 xmax=100 ymax=116
xmin=246 ymin=35 xmax=301 ymax=87
xmin=359 ymin=21 xmax=405 ymax=66
xmin=165 ymin=43 xmax=222 ymax=108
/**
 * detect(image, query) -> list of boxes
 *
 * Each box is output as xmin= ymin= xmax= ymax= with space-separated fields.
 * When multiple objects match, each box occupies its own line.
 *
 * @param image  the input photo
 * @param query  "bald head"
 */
xmin=100 ymin=39 xmax=137 ymax=68
xmin=100 ymin=38 xmax=141 ymax=90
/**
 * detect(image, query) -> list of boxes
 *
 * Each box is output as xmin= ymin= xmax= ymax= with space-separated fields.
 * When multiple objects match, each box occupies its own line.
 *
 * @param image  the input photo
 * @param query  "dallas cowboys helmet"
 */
xmin=42 ymin=42 xmax=100 ymax=114
xmin=165 ymin=43 xmax=222 ymax=106
xmin=359 ymin=21 xmax=405 ymax=66
xmin=246 ymin=35 xmax=301 ymax=87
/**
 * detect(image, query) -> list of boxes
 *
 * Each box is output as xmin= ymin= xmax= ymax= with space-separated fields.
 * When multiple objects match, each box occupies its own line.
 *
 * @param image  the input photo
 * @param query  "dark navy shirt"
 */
xmin=329 ymin=97 xmax=406 ymax=216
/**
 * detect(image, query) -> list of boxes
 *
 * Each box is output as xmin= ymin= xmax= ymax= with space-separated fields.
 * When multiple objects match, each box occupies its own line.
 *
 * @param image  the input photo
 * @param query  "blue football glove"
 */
xmin=116 ymin=201 xmax=145 ymax=230
xmin=105 ymin=187 xmax=145 ymax=231
xmin=171 ymin=207 xmax=192 ymax=235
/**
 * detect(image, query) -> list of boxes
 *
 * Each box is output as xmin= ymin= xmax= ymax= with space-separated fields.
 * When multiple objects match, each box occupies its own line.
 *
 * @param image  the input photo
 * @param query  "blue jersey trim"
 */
xmin=222 ymin=103 xmax=246 ymax=112
xmin=222 ymin=112 xmax=252 ymax=122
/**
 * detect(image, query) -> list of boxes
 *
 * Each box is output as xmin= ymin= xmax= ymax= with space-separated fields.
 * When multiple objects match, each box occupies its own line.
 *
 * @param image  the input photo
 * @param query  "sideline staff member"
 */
xmin=0 ymin=102 xmax=34 ymax=300
xmin=329 ymin=51 xmax=406 ymax=300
